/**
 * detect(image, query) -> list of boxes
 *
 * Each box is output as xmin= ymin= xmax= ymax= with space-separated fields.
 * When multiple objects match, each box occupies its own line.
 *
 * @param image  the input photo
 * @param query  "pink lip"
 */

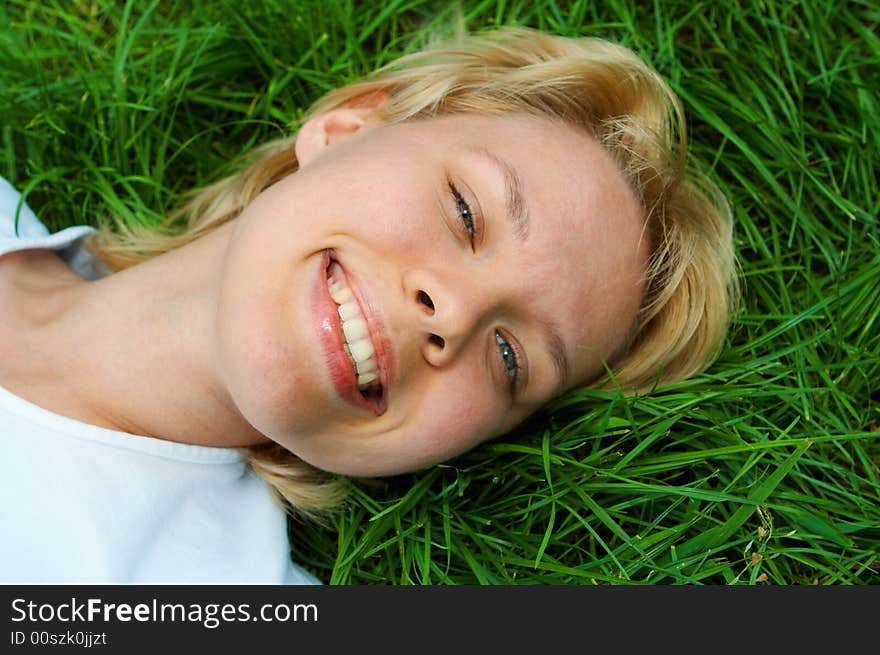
xmin=311 ymin=249 xmax=392 ymax=415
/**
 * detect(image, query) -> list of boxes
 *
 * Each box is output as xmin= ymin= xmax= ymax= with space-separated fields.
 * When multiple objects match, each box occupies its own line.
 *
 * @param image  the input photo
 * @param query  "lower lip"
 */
xmin=311 ymin=250 xmax=379 ymax=414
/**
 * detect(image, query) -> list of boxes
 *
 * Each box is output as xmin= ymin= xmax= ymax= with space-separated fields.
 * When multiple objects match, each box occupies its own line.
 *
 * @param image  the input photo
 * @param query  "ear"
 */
xmin=294 ymin=91 xmax=390 ymax=167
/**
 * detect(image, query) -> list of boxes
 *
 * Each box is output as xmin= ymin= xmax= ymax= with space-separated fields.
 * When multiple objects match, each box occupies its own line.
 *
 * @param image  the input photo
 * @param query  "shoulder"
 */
xmin=0 ymin=176 xmax=49 ymax=239
xmin=285 ymin=561 xmax=323 ymax=585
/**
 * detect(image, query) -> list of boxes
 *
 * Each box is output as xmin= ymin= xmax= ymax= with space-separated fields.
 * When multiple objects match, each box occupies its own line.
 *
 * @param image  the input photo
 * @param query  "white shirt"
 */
xmin=0 ymin=177 xmax=320 ymax=584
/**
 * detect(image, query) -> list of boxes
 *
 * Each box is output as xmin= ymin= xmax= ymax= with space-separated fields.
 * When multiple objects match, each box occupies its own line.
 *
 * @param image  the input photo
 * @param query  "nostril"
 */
xmin=417 ymin=290 xmax=435 ymax=313
xmin=429 ymin=333 xmax=445 ymax=348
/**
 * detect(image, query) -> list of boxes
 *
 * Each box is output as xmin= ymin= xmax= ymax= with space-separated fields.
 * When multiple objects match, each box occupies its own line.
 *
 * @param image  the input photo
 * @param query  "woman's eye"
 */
xmin=494 ymin=331 xmax=520 ymax=388
xmin=447 ymin=180 xmax=477 ymax=249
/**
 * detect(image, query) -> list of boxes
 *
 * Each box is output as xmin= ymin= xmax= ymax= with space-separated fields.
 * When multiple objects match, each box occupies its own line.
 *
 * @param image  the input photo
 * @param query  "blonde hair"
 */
xmin=87 ymin=27 xmax=740 ymax=516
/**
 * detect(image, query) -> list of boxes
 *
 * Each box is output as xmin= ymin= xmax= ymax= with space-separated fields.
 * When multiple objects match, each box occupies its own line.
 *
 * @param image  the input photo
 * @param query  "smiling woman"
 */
xmin=201 ymin=109 xmax=649 ymax=479
xmin=0 ymin=26 xmax=738 ymax=583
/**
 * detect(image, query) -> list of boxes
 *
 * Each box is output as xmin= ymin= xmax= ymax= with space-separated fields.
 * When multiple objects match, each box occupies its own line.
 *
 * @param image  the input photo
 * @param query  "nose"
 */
xmin=403 ymin=268 xmax=488 ymax=367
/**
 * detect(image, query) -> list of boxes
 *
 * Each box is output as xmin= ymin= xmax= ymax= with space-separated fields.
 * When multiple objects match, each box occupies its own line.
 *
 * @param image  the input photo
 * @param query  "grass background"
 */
xmin=1 ymin=0 xmax=877 ymax=584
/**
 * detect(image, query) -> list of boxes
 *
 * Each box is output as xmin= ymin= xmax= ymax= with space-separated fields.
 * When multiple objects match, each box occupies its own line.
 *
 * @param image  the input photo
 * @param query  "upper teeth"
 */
xmin=328 ymin=276 xmax=379 ymax=389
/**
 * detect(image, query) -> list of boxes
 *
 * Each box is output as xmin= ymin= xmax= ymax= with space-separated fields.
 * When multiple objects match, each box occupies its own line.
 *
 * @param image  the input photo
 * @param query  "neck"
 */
xmin=3 ymin=222 xmax=269 ymax=448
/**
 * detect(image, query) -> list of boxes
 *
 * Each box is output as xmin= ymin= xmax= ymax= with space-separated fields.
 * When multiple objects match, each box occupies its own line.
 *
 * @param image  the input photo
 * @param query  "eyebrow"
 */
xmin=538 ymin=316 xmax=570 ymax=388
xmin=468 ymin=146 xmax=530 ymax=241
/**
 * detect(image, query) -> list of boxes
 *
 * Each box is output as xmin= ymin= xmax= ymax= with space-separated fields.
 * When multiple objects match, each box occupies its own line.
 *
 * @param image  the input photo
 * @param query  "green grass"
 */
xmin=2 ymin=0 xmax=877 ymax=584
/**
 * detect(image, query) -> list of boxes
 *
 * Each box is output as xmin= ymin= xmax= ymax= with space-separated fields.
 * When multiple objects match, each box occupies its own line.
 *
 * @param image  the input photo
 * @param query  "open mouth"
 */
xmin=325 ymin=251 xmax=385 ymax=408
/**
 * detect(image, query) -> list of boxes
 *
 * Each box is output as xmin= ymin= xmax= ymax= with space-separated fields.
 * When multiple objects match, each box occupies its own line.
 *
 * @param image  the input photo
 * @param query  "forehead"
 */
xmin=420 ymin=113 xmax=648 ymax=386
xmin=410 ymin=113 xmax=639 ymax=244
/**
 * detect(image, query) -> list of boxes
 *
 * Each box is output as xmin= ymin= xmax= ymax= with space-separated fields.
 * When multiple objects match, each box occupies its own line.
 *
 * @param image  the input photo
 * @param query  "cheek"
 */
xmin=404 ymin=377 xmax=502 ymax=466
xmin=311 ymin=155 xmax=441 ymax=251
xmin=324 ymin=374 xmax=503 ymax=477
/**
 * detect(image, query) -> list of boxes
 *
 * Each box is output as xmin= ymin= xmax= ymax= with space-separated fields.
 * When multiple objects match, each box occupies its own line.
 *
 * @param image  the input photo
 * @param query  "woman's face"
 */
xmin=216 ymin=110 xmax=647 ymax=476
